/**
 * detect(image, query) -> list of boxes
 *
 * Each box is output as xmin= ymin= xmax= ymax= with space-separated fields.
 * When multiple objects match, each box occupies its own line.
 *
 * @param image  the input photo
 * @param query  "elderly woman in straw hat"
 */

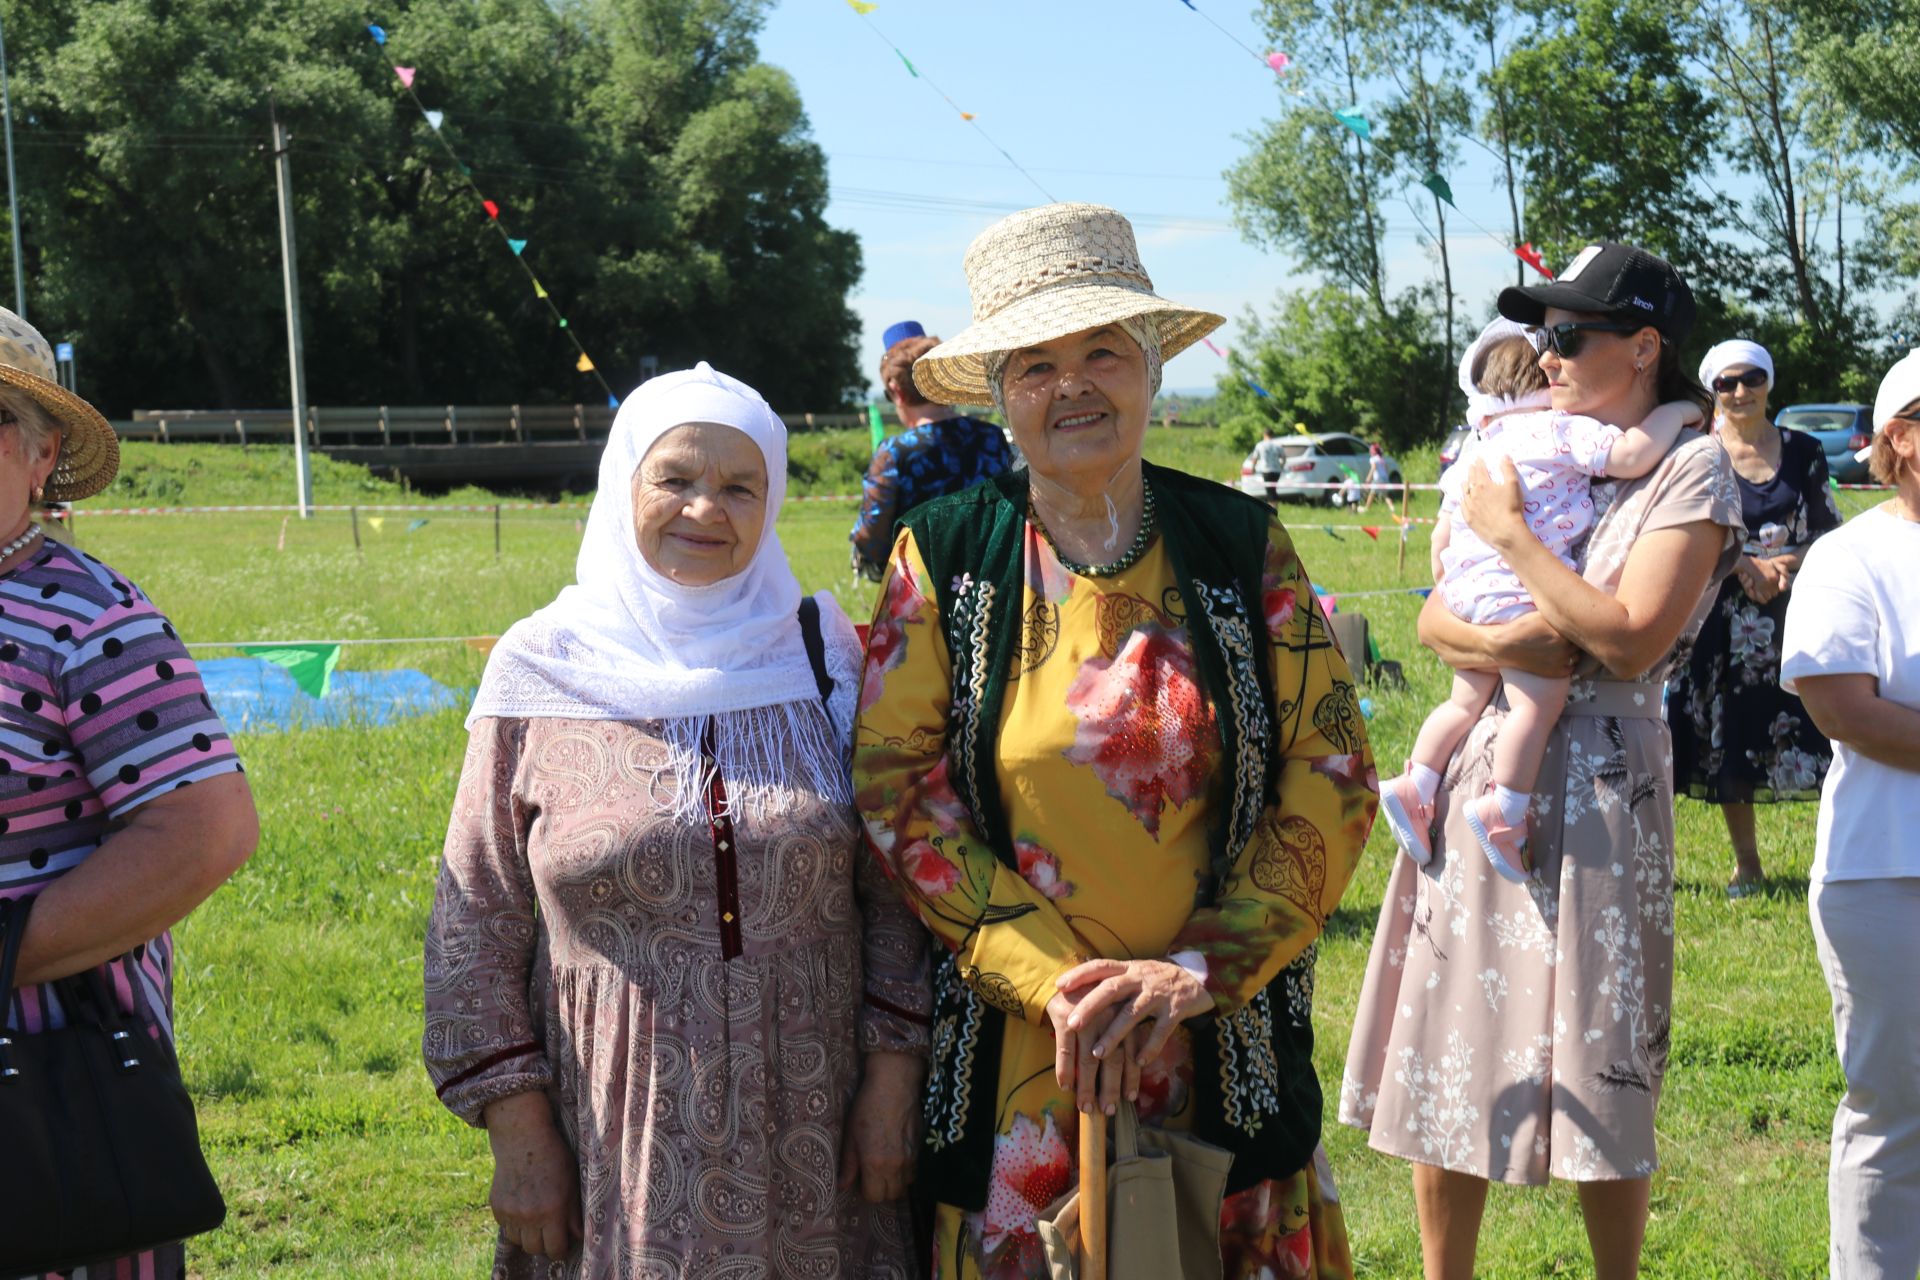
xmin=853 ymin=204 xmax=1377 ymax=1278
xmin=0 ymin=309 xmax=259 ymax=1274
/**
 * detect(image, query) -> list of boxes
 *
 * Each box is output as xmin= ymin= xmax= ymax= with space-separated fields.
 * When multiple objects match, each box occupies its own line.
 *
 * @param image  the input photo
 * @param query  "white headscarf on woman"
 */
xmin=1459 ymin=316 xmax=1550 ymax=428
xmin=467 ymin=361 xmax=857 ymax=819
xmin=1698 ymin=339 xmax=1775 ymax=391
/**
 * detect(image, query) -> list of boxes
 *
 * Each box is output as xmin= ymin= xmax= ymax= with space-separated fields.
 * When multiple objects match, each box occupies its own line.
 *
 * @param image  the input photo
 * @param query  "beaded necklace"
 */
xmin=1030 ymin=479 xmax=1157 ymax=578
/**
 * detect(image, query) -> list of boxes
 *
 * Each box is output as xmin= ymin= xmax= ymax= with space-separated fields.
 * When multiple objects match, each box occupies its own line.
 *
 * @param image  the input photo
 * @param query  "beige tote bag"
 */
xmin=1036 ymin=1100 xmax=1234 ymax=1279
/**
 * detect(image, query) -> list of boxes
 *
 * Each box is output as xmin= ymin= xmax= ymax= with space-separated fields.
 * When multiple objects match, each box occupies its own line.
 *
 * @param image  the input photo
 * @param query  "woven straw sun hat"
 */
xmin=0 ymin=308 xmax=118 ymax=502
xmin=912 ymin=203 xmax=1224 ymax=405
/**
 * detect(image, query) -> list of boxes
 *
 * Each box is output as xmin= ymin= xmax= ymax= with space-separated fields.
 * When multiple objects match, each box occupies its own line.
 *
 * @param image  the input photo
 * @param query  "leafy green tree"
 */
xmin=0 ymin=0 xmax=861 ymax=415
xmin=1489 ymin=0 xmax=1725 ymax=285
xmin=1213 ymin=285 xmax=1452 ymax=453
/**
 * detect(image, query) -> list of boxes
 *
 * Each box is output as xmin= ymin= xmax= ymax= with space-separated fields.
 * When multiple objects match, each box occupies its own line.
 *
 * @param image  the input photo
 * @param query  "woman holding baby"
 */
xmin=1341 ymin=243 xmax=1744 ymax=1279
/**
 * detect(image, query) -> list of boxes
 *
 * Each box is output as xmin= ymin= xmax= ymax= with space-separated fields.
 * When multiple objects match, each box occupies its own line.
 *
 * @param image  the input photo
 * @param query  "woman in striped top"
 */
xmin=0 ymin=307 xmax=258 ymax=1280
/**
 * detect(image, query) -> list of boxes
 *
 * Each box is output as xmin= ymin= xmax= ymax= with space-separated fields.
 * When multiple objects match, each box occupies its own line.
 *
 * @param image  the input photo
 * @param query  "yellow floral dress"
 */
xmin=855 ymin=514 xmax=1376 ymax=1280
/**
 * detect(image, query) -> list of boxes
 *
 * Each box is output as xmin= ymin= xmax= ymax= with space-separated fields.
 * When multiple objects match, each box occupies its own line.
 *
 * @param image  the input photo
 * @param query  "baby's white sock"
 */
xmin=1494 ymin=785 xmax=1530 ymax=826
xmin=1410 ymin=763 xmax=1443 ymax=804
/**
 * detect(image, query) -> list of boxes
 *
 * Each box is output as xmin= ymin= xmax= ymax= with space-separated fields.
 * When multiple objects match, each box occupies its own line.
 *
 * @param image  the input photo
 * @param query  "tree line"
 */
xmin=1217 ymin=0 xmax=1920 ymax=450
xmin=0 ymin=0 xmax=862 ymax=417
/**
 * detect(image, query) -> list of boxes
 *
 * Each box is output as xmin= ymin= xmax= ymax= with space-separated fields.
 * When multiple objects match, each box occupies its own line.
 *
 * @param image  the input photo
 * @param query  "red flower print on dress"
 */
xmin=861 ymin=554 xmax=927 ymax=711
xmin=980 ymin=1111 xmax=1074 ymax=1254
xmin=1263 ymin=586 xmax=1298 ymax=639
xmin=1014 ymin=839 xmax=1075 ymax=900
xmin=1023 ymin=523 xmax=1076 ymax=604
xmin=1063 ymin=621 xmax=1218 ymax=838
xmin=919 ymin=756 xmax=971 ymax=838
xmin=898 ymin=839 xmax=961 ymax=897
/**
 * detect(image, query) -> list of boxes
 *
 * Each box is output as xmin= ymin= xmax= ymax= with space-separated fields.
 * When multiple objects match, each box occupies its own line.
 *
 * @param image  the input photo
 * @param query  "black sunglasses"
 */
xmin=1711 ymin=368 xmax=1770 ymax=394
xmin=1527 ymin=321 xmax=1646 ymax=360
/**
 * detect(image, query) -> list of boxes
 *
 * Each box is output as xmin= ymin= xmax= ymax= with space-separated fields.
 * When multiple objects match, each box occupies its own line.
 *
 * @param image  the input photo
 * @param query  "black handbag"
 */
xmin=0 ymin=894 xmax=225 ymax=1275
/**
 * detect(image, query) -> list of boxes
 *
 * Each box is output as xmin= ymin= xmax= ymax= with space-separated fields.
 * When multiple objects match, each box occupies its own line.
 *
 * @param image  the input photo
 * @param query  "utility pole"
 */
xmin=0 ymin=10 xmax=27 ymax=318
xmin=269 ymin=99 xmax=313 ymax=517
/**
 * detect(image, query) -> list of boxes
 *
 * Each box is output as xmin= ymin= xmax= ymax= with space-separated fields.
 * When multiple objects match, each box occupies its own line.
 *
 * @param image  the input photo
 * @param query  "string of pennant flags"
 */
xmin=365 ymin=22 xmax=619 ymax=405
xmin=841 ymin=1 xmax=1056 ymax=202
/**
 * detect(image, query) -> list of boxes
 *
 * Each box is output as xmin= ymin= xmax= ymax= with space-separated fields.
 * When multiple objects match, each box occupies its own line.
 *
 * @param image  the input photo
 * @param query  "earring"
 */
xmin=30 ymin=483 xmax=42 ymax=503
xmin=1635 ymin=362 xmax=1645 ymax=373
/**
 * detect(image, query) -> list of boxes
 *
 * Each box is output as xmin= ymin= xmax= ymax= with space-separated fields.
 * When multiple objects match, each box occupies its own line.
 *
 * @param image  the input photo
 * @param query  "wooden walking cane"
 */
xmin=1078 ymin=1113 xmax=1108 ymax=1280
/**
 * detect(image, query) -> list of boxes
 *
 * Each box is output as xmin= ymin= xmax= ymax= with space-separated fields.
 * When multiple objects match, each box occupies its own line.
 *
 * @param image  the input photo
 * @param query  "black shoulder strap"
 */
xmin=796 ymin=596 xmax=835 ymax=706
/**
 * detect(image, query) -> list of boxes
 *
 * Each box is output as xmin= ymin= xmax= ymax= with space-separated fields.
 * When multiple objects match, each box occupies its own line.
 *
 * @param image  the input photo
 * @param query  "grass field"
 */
xmin=62 ymin=439 xmax=1878 ymax=1277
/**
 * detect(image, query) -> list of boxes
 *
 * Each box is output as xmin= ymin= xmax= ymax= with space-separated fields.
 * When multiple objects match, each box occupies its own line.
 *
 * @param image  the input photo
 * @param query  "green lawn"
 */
xmin=61 ymin=439 xmax=1873 ymax=1277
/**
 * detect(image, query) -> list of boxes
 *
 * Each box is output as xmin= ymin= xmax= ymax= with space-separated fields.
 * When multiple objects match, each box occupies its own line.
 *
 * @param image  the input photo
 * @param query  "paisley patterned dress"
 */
xmin=423 ymin=624 xmax=929 ymax=1280
xmin=855 ymin=515 xmax=1378 ymax=1279
xmin=1341 ymin=435 xmax=1743 ymax=1184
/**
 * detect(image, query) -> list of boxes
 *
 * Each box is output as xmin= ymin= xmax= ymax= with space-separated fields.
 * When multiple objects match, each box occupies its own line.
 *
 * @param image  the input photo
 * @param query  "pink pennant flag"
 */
xmin=1202 ymin=337 xmax=1227 ymax=358
xmin=482 ymin=199 xmax=500 ymax=220
xmin=394 ymin=66 xmax=416 ymax=89
xmin=1266 ymin=52 xmax=1292 ymax=73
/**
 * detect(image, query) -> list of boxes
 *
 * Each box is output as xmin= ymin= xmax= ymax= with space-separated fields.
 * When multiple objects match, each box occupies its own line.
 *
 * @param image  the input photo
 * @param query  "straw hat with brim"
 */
xmin=0 ymin=308 xmax=119 ymax=502
xmin=912 ymin=203 xmax=1225 ymax=406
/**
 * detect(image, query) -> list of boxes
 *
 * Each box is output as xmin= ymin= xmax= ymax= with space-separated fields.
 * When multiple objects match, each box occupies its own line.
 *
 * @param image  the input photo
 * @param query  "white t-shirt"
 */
xmin=1251 ymin=437 xmax=1288 ymax=472
xmin=1780 ymin=505 xmax=1920 ymax=882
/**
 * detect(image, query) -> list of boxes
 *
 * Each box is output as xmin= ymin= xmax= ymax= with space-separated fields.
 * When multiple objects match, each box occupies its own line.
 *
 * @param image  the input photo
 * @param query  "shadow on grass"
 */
xmin=1675 ymin=872 xmax=1810 ymax=903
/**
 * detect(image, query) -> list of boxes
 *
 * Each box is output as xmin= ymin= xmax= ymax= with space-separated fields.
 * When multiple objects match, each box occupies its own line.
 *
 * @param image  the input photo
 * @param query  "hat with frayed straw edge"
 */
xmin=0 ymin=309 xmax=118 ymax=502
xmin=912 ymin=203 xmax=1224 ymax=405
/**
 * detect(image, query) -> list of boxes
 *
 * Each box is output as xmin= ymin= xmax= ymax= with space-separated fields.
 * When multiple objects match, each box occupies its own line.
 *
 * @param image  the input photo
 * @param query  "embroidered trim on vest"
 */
xmin=924 ymin=956 xmax=984 ymax=1151
xmin=947 ymin=579 xmax=997 ymax=822
xmin=1216 ymin=988 xmax=1286 ymax=1136
xmin=1282 ymin=943 xmax=1318 ymax=1029
xmin=1194 ymin=583 xmax=1269 ymax=862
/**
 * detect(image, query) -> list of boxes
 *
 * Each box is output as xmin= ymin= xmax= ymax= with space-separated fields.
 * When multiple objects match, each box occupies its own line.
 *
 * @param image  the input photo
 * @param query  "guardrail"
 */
xmin=118 ymin=405 xmax=896 ymax=446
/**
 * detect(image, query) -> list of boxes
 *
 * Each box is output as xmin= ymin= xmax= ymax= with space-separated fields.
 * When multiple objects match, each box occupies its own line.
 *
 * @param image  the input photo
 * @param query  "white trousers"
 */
xmin=1812 ymin=877 xmax=1920 ymax=1280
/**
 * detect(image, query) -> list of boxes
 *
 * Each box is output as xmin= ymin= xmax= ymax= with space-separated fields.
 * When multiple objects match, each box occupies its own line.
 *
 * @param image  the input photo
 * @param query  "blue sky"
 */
xmin=758 ymin=0 xmax=1579 ymax=397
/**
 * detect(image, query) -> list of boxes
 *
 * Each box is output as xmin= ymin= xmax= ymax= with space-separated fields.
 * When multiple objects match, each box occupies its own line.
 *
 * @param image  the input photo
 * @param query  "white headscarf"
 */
xmin=1698 ymin=339 xmax=1774 ymax=390
xmin=468 ymin=362 xmax=855 ymax=817
xmin=1459 ymin=316 xmax=1551 ymax=428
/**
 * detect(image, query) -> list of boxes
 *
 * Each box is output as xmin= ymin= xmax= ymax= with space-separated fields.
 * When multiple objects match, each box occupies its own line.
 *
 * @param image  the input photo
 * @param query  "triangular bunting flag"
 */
xmin=558 ymin=318 xmax=568 ymax=329
xmin=846 ymin=0 xmax=878 ymax=11
xmin=1203 ymin=337 xmax=1227 ymax=358
xmin=533 ymin=279 xmax=548 ymax=299
xmin=508 ymin=238 xmax=528 ymax=256
xmin=1322 ymin=526 xmax=1344 ymax=541
xmin=394 ymin=66 xmax=416 ymax=89
xmin=1361 ymin=526 xmax=1380 ymax=541
xmin=897 ymin=51 xmax=918 ymax=77
xmin=960 ymin=112 xmax=976 ymax=121
xmin=1514 ymin=241 xmax=1553 ymax=279
xmin=607 ymin=394 xmax=621 ymax=409
xmin=482 ymin=199 xmax=500 ymax=219
xmin=1333 ymin=108 xmax=1372 ymax=140
xmin=237 ymin=643 xmax=343 ymax=701
xmin=868 ymin=403 xmax=887 ymax=452
xmin=424 ymin=110 xmax=445 ymax=131
xmin=407 ymin=518 xmax=430 ymax=533
xmin=368 ymin=24 xmax=387 ymax=45
xmin=366 ymin=516 xmax=385 ymax=532
xmin=1420 ymin=172 xmax=1454 ymax=206
xmin=576 ymin=353 xmax=595 ymax=373
xmin=1266 ymin=52 xmax=1291 ymax=73
xmin=1294 ymin=421 xmax=1312 ymax=436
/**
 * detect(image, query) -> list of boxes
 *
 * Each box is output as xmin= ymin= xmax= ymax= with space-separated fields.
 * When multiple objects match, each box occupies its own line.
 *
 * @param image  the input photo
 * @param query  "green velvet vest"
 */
xmin=901 ymin=462 xmax=1324 ymax=1206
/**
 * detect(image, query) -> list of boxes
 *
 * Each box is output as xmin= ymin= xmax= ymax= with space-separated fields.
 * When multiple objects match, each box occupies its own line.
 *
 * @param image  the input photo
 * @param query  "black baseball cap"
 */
xmin=1497 ymin=242 xmax=1697 ymax=343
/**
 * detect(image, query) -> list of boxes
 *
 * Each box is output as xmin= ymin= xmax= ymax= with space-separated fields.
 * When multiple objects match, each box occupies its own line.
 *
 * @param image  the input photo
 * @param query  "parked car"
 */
xmin=1438 ymin=424 xmax=1473 ymax=477
xmin=1775 ymin=402 xmax=1872 ymax=485
xmin=1238 ymin=432 xmax=1403 ymax=504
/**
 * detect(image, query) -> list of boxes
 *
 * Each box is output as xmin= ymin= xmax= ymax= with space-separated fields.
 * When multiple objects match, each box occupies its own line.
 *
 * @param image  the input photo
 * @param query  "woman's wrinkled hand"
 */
xmin=1737 ymin=555 xmax=1790 ymax=603
xmin=838 ymin=1051 xmax=925 ymax=1203
xmin=1049 ymin=959 xmax=1213 ymax=1116
xmin=1458 ymin=456 xmax=1533 ymax=554
xmin=484 ymin=1093 xmax=583 ymax=1260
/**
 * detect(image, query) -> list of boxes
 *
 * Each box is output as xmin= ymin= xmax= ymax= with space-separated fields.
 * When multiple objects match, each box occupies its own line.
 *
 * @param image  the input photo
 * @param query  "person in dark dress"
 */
xmin=1668 ymin=340 xmax=1841 ymax=895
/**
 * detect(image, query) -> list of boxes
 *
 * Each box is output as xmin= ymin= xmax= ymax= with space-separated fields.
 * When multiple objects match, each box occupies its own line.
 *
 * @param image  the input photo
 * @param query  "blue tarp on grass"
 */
xmin=199 ymin=657 xmax=466 ymax=732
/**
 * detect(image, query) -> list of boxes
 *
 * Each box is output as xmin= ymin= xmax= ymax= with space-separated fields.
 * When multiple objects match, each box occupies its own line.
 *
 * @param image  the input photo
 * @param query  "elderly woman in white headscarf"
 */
xmin=1668 ymin=339 xmax=1842 ymax=896
xmin=423 ymin=363 xmax=928 ymax=1278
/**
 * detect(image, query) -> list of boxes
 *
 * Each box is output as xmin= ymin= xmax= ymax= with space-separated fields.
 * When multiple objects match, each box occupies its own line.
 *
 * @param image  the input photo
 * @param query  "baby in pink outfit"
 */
xmin=1380 ymin=323 xmax=1701 ymax=881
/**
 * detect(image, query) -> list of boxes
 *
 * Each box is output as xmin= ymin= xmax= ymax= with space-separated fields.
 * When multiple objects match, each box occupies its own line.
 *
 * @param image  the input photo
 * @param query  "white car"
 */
xmin=1239 ymin=433 xmax=1402 ymax=505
